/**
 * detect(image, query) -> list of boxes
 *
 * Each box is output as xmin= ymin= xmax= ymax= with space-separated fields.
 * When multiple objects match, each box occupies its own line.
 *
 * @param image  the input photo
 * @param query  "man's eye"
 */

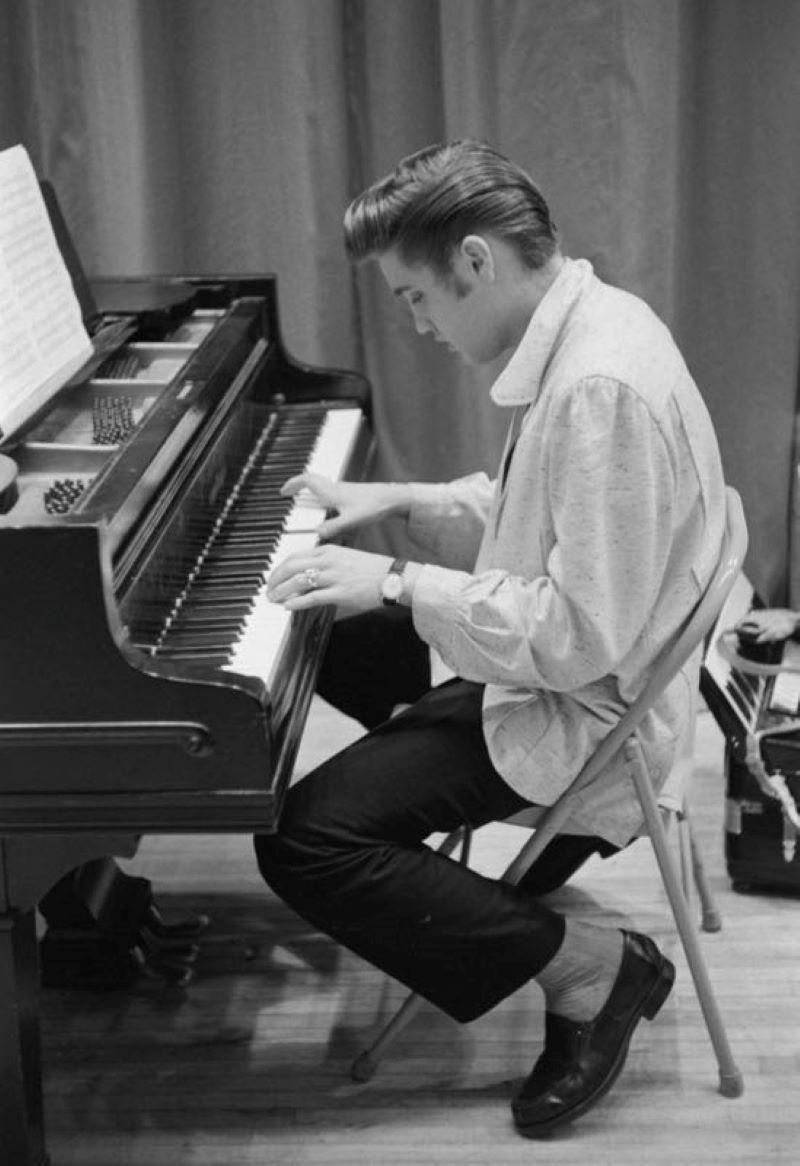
xmin=409 ymin=293 xmax=423 ymax=307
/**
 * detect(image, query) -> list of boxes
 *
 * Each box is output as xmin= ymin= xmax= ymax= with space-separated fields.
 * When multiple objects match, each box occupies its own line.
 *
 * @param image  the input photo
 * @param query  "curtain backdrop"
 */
xmin=1 ymin=0 xmax=798 ymax=597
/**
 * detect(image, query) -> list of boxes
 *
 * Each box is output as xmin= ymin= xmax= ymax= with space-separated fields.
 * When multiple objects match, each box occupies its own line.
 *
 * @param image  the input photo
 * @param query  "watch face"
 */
xmin=382 ymin=572 xmax=404 ymax=602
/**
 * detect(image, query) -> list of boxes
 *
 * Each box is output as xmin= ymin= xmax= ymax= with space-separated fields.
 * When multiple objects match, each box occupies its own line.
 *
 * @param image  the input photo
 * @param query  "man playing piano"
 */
xmin=256 ymin=140 xmax=727 ymax=1136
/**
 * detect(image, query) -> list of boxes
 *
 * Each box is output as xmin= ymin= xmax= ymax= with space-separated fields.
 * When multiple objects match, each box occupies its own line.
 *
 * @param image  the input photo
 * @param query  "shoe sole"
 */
xmin=514 ymin=953 xmax=675 ymax=1137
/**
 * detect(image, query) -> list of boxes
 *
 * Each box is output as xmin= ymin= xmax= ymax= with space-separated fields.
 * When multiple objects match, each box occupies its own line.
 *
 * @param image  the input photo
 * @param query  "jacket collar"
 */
xmin=490 ymin=257 xmax=594 ymax=407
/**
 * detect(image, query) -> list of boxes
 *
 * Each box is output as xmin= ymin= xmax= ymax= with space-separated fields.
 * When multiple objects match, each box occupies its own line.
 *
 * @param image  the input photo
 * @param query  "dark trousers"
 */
xmin=318 ymin=608 xmax=617 ymax=897
xmin=256 ymin=609 xmax=574 ymax=1022
xmin=256 ymin=672 xmax=566 ymax=1021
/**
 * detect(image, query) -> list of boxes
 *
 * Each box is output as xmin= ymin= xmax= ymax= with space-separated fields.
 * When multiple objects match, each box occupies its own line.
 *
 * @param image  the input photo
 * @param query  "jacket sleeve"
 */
xmin=405 ymin=472 xmax=495 ymax=570
xmin=410 ymin=380 xmax=677 ymax=689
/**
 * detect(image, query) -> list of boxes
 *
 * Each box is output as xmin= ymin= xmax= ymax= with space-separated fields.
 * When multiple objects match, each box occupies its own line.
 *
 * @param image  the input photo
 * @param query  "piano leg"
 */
xmin=0 ymin=834 xmax=178 ymax=1166
xmin=0 ymin=908 xmax=49 ymax=1166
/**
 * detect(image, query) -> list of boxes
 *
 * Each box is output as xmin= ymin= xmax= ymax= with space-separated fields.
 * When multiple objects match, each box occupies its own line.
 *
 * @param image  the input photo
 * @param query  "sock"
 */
xmin=535 ymin=920 xmax=625 ymax=1022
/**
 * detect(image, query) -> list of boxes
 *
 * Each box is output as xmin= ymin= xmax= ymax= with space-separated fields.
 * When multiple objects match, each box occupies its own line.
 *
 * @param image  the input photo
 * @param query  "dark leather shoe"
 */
xmin=512 ymin=930 xmax=675 ymax=1137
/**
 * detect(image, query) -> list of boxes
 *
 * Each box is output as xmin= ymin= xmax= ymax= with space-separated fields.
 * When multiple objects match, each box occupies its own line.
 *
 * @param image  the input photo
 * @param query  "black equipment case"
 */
xmin=701 ymin=574 xmax=800 ymax=893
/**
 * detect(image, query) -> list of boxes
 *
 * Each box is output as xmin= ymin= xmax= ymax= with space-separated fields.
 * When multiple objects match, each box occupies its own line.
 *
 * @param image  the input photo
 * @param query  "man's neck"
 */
xmin=503 ymin=254 xmax=565 ymax=353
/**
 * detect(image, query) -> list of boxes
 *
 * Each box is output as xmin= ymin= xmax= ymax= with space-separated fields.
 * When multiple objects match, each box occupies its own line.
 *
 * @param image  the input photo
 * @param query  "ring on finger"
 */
xmin=301 ymin=567 xmax=320 ymax=591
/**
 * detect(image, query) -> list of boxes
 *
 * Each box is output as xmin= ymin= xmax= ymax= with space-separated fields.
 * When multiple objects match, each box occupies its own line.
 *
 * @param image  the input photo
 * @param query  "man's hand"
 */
xmin=736 ymin=608 xmax=799 ymax=644
xmin=281 ymin=473 xmax=411 ymax=541
xmin=267 ymin=544 xmax=394 ymax=614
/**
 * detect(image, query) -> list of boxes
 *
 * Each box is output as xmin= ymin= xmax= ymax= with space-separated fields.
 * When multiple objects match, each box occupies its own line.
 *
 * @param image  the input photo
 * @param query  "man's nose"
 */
xmin=413 ymin=312 xmax=434 ymax=336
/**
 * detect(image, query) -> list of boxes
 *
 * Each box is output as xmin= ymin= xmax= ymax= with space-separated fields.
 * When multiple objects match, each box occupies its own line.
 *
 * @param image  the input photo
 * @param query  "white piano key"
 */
xmin=284 ymin=504 xmax=326 ymax=532
xmin=305 ymin=408 xmax=361 ymax=480
xmin=222 ymin=530 xmax=319 ymax=687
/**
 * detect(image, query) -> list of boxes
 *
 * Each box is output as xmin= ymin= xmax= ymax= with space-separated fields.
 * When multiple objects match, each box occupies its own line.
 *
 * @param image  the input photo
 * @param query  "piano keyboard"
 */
xmin=131 ymin=405 xmax=362 ymax=688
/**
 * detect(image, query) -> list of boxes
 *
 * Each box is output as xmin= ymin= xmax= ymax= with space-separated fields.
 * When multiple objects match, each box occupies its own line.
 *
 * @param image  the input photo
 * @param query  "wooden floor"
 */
xmin=42 ymin=700 xmax=800 ymax=1165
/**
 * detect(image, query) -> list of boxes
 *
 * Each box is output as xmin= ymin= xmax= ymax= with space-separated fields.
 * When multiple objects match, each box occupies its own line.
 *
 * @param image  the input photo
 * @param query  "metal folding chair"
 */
xmin=352 ymin=486 xmax=747 ymax=1101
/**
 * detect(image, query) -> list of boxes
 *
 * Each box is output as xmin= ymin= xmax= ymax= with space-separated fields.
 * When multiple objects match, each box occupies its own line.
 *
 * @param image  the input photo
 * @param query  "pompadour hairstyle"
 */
xmin=343 ymin=140 xmax=558 ymax=277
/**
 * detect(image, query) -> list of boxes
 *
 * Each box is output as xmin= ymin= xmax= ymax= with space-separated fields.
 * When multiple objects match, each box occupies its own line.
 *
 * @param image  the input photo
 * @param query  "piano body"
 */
xmin=701 ymin=572 xmax=800 ymax=893
xmin=0 ymin=273 xmax=372 ymax=1165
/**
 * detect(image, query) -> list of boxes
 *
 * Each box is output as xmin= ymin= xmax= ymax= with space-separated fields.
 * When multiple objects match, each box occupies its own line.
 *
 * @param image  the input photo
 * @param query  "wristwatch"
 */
xmin=380 ymin=558 xmax=408 ymax=606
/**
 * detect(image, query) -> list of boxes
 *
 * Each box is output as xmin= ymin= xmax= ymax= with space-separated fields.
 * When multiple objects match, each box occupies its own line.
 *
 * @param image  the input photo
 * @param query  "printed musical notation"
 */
xmin=0 ymin=144 xmax=91 ymax=440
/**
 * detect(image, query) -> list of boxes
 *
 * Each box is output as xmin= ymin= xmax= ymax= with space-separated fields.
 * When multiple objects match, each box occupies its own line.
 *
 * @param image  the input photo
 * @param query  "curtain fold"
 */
xmin=0 ymin=0 xmax=798 ymax=591
xmin=675 ymin=0 xmax=800 ymax=602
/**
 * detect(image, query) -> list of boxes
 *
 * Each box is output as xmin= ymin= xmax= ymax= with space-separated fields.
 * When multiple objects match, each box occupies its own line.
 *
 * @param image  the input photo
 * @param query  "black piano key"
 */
xmin=226 ymin=516 xmax=289 ymax=528
xmin=135 ymin=613 xmax=246 ymax=636
xmin=153 ymin=647 xmax=234 ymax=665
xmin=175 ymin=601 xmax=251 ymax=618
xmin=204 ymin=543 xmax=279 ymax=559
xmin=156 ymin=630 xmax=234 ymax=650
xmin=201 ymin=553 xmax=276 ymax=568
xmin=214 ymin=514 xmax=285 ymax=527
xmin=165 ymin=619 xmax=238 ymax=639
xmin=180 ymin=582 xmax=262 ymax=599
xmin=175 ymin=598 xmax=254 ymax=615
xmin=205 ymin=535 xmax=283 ymax=552
xmin=206 ymin=528 xmax=284 ymax=545
xmin=184 ymin=577 xmax=266 ymax=593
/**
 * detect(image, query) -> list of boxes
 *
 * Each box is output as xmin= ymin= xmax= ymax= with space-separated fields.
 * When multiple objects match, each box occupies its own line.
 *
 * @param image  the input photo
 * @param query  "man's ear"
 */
xmin=459 ymin=234 xmax=496 ymax=282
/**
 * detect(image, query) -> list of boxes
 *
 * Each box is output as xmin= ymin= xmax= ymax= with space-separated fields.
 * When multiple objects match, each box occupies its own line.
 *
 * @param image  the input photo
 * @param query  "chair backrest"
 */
xmin=505 ymin=486 xmax=748 ymax=876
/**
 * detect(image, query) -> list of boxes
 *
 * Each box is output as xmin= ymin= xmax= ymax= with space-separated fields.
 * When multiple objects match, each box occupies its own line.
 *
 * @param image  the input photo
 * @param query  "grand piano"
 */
xmin=0 ymin=264 xmax=373 ymax=1164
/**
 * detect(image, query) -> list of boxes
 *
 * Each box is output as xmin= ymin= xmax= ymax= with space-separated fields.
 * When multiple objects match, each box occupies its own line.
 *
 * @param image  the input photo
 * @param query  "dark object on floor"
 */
xmin=39 ymin=858 xmax=209 ymax=989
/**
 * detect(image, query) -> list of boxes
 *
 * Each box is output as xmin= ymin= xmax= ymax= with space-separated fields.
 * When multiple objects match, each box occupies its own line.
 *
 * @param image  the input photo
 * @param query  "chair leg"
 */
xmin=676 ymin=810 xmax=694 ymax=903
xmin=351 ymin=987 xmax=427 ymax=1082
xmin=683 ymin=808 xmax=722 ymax=933
xmin=350 ymin=825 xmax=472 ymax=1082
xmin=624 ymin=739 xmax=743 ymax=1098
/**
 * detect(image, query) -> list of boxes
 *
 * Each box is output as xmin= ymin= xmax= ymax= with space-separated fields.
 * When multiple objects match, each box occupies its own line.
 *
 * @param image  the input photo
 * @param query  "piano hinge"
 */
xmin=0 ymin=720 xmax=213 ymax=756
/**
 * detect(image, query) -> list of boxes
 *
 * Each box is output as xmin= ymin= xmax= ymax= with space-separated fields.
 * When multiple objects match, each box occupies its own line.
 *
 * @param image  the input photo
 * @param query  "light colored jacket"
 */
xmin=406 ymin=258 xmax=726 ymax=845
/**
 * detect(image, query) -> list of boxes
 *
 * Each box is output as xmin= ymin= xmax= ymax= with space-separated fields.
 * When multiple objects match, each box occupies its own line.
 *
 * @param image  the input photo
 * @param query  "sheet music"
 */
xmin=0 ymin=144 xmax=91 ymax=441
